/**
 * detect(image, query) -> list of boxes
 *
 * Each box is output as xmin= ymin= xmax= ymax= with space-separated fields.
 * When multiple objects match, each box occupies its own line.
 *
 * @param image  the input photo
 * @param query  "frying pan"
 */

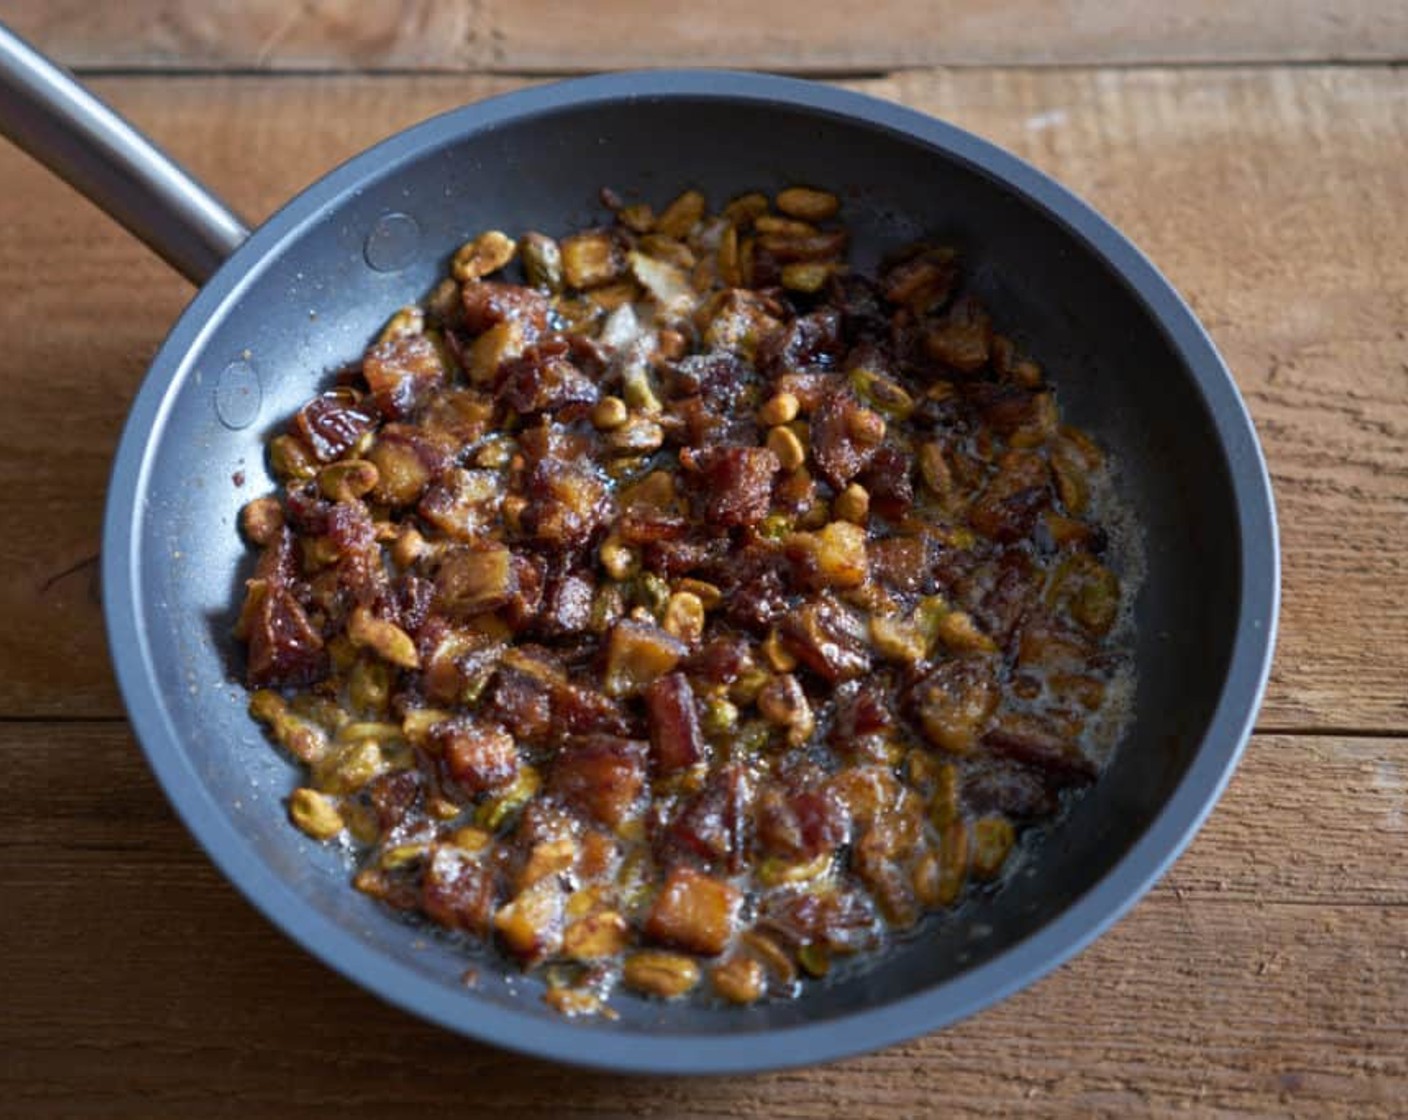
xmin=0 ymin=24 xmax=1278 ymax=1073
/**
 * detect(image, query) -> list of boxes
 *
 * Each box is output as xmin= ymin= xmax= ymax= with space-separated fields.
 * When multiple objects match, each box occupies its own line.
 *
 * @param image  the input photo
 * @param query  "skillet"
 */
xmin=0 ymin=24 xmax=1278 ymax=1073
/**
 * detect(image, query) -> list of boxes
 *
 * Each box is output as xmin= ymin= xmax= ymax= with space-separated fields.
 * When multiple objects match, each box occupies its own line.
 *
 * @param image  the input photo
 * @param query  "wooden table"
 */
xmin=2 ymin=4 xmax=1404 ymax=1116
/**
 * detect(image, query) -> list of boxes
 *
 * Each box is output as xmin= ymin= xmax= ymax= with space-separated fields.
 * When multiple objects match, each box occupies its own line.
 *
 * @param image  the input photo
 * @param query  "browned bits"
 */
xmin=236 ymin=185 xmax=1133 ymax=1019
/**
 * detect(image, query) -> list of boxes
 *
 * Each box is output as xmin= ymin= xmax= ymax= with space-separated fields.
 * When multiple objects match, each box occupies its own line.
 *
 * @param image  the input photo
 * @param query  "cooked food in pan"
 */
xmin=236 ymin=185 xmax=1135 ymax=1014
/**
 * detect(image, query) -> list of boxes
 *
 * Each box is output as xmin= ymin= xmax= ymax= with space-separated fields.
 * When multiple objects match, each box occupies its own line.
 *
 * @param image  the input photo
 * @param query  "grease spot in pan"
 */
xmin=364 ymin=212 xmax=422 ymax=273
xmin=214 ymin=360 xmax=261 ymax=430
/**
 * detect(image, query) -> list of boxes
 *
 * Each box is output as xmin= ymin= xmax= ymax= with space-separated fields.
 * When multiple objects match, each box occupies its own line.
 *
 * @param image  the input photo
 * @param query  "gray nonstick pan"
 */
xmin=0 ymin=25 xmax=1278 ymax=1073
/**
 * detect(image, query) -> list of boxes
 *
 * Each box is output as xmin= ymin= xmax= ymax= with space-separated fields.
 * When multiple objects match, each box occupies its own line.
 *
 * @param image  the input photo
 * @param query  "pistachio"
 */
xmin=452 ymin=230 xmax=516 ymax=282
xmin=655 ymin=189 xmax=706 ymax=239
xmin=662 ymin=591 xmax=705 ymax=644
xmin=767 ymin=425 xmax=806 ymax=471
xmin=288 ymin=787 xmax=344 ymax=840
xmin=317 ymin=459 xmax=379 ymax=503
xmin=775 ymin=186 xmax=840 ymax=222
xmin=591 ymin=395 xmax=629 ymax=431
xmin=833 ymin=483 xmax=870 ymax=525
xmin=240 ymin=497 xmax=284 ymax=546
xmin=622 ymin=950 xmax=701 ymax=999
xmin=758 ymin=391 xmax=800 ymax=427
xmin=347 ymin=605 xmax=420 ymax=670
xmin=711 ymin=956 xmax=766 ymax=1004
xmin=519 ymin=231 xmax=563 ymax=292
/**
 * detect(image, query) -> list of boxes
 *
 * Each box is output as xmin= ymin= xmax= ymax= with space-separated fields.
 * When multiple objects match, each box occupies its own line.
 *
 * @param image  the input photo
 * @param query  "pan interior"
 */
xmin=124 ymin=93 xmax=1240 ymax=1040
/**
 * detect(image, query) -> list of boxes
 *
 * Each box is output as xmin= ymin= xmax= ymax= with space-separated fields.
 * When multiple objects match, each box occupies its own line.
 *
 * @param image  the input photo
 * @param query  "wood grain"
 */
xmin=8 ymin=1 xmax=1408 ymax=72
xmin=2 ymin=723 xmax=1403 ymax=1117
xmin=0 ymin=68 xmax=1404 ymax=728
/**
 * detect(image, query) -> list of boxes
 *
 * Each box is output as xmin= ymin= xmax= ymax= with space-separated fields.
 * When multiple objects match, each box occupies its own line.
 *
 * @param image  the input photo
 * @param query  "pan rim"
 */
xmin=102 ymin=69 xmax=1279 ymax=1074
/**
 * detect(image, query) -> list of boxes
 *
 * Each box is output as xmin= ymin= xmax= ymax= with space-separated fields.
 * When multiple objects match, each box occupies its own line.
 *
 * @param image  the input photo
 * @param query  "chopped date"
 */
xmin=809 ymin=389 xmax=880 ymax=488
xmin=521 ymin=461 xmax=615 ymax=548
xmin=536 ymin=570 xmax=596 ymax=636
xmin=294 ymin=391 xmax=378 ymax=463
xmin=363 ymin=334 xmax=447 ymax=419
xmin=237 ymin=184 xmax=1135 ymax=1016
xmin=246 ymin=584 xmax=327 ymax=688
xmin=548 ymin=735 xmax=648 ymax=829
xmin=666 ymin=764 xmax=752 ymax=873
xmin=367 ymin=769 xmax=424 ymax=832
xmin=497 ymin=348 xmax=599 ymax=415
xmin=689 ymin=445 xmax=780 ymax=528
xmin=757 ymin=308 xmax=845 ymax=374
xmin=755 ymin=784 xmax=850 ymax=861
xmin=435 ymin=718 xmax=519 ymax=796
xmin=461 ymin=279 xmax=550 ymax=336
xmin=644 ymin=866 xmax=740 ymax=956
xmin=644 ymin=673 xmax=706 ymax=774
xmin=422 ymin=847 xmax=498 ymax=937
xmin=778 ymin=595 xmax=872 ymax=682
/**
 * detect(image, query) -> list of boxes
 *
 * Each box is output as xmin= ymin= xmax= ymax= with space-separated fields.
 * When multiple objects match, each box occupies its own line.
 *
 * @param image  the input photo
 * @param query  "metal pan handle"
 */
xmin=0 ymin=23 xmax=249 ymax=285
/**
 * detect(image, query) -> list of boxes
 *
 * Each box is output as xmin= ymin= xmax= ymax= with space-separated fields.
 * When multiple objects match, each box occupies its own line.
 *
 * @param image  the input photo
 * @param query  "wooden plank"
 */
xmin=8 ymin=1 xmax=1408 ymax=72
xmin=2 ymin=723 xmax=1404 ymax=1116
xmin=0 ymin=68 xmax=1403 ymax=728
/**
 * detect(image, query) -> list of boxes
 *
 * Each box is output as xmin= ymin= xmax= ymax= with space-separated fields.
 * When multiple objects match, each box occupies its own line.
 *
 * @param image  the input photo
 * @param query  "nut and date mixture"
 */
xmin=236 ymin=184 xmax=1132 ymax=1014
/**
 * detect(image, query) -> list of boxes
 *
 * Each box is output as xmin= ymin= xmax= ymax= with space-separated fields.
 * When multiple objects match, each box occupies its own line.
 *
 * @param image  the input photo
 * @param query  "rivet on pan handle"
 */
xmin=0 ymin=21 xmax=250 ymax=285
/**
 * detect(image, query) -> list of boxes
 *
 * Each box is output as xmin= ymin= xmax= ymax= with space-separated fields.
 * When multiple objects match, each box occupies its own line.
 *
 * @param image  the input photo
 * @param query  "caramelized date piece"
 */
xmin=970 ymin=451 xmax=1051 ymax=544
xmin=882 ymin=247 xmax=958 ymax=316
xmin=778 ymin=595 xmax=872 ymax=682
xmin=670 ymin=351 xmax=749 ymax=411
xmin=644 ymin=673 xmax=705 ymax=774
xmin=868 ymin=536 xmax=927 ymax=594
xmin=294 ymin=391 xmax=377 ymax=463
xmin=497 ymin=347 xmax=599 ymax=415
xmin=755 ymin=784 xmax=850 ymax=861
xmin=418 ymin=468 xmax=503 ymax=541
xmin=858 ymin=446 xmax=915 ymax=520
xmin=366 ymin=769 xmax=423 ymax=832
xmin=910 ymin=658 xmax=999 ymax=754
xmin=758 ymin=886 xmax=879 ymax=954
xmin=520 ymin=461 xmax=615 ymax=549
xmin=536 ymin=570 xmax=596 ymax=637
xmin=809 ymin=389 xmax=881 ymax=488
xmin=667 ymin=764 xmax=751 ymax=872
xmin=922 ymin=296 xmax=992 ymax=374
xmin=549 ymin=735 xmax=648 ymax=829
xmin=491 ymin=666 xmax=555 ymax=744
xmin=434 ymin=544 xmax=516 ymax=616
xmin=422 ymin=847 xmax=497 ymax=937
xmin=757 ymin=308 xmax=844 ymax=374
xmin=435 ymin=718 xmax=519 ymax=796
xmin=363 ymin=333 xmax=447 ymax=419
xmin=963 ymin=762 xmax=1059 ymax=819
xmin=689 ymin=445 xmax=780 ymax=528
xmin=460 ymin=280 xmax=550 ymax=336
xmin=644 ymin=867 xmax=740 ymax=956
xmin=604 ymin=620 xmax=687 ymax=698
xmin=245 ymin=562 xmax=326 ymax=689
xmin=984 ymin=713 xmax=1098 ymax=786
